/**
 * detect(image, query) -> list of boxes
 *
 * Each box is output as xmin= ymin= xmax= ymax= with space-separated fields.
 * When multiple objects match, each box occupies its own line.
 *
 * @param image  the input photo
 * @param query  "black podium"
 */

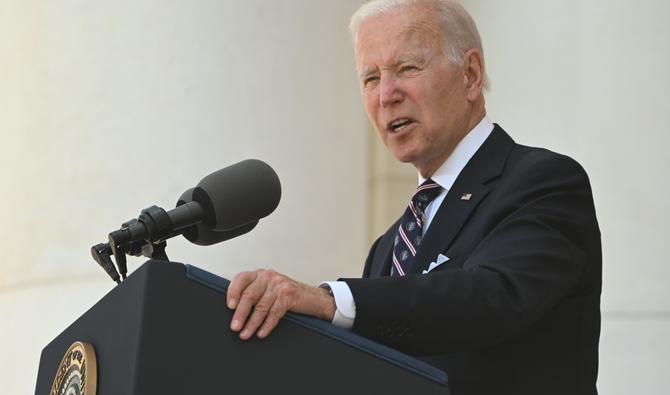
xmin=35 ymin=261 xmax=449 ymax=394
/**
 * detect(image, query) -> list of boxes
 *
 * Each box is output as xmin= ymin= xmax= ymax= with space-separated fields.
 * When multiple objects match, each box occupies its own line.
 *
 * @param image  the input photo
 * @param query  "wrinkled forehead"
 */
xmin=354 ymin=10 xmax=444 ymax=69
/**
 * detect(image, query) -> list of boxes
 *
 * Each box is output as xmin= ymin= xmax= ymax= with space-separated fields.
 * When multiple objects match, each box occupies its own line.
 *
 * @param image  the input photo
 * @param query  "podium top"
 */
xmin=185 ymin=264 xmax=448 ymax=386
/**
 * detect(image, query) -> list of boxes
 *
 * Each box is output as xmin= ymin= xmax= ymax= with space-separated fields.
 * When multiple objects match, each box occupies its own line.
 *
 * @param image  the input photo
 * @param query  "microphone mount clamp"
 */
xmin=92 ymin=205 xmax=178 ymax=283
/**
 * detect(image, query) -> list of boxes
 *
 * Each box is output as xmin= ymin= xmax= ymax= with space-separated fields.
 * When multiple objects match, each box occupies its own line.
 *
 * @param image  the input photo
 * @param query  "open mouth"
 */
xmin=388 ymin=118 xmax=416 ymax=133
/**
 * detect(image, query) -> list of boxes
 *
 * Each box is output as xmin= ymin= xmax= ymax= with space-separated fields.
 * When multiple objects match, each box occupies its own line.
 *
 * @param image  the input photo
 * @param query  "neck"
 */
xmin=417 ymin=106 xmax=486 ymax=178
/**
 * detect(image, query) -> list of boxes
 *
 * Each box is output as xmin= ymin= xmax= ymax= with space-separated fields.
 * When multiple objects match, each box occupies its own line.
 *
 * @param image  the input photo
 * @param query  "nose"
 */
xmin=379 ymin=75 xmax=403 ymax=107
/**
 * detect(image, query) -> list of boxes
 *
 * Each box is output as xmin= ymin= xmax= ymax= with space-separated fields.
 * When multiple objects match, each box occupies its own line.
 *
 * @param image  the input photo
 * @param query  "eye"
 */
xmin=399 ymin=65 xmax=418 ymax=73
xmin=363 ymin=76 xmax=380 ymax=87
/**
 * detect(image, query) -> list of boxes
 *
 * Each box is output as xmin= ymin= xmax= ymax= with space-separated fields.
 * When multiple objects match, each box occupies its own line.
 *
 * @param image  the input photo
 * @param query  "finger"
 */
xmin=257 ymin=299 xmax=288 ymax=339
xmin=239 ymin=291 xmax=277 ymax=340
xmin=230 ymin=278 xmax=265 ymax=333
xmin=227 ymin=271 xmax=256 ymax=310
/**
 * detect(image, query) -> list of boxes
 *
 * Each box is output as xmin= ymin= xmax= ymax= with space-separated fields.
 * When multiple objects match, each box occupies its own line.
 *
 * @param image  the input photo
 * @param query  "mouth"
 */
xmin=387 ymin=118 xmax=416 ymax=134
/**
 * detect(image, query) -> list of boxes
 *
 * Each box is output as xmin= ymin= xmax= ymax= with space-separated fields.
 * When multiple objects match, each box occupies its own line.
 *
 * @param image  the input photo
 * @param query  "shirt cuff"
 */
xmin=318 ymin=281 xmax=356 ymax=330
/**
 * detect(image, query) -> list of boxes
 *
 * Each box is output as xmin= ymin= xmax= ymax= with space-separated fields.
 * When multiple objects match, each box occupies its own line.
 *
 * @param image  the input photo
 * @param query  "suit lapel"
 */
xmin=370 ymin=218 xmax=400 ymax=278
xmin=410 ymin=125 xmax=514 ymax=274
xmin=368 ymin=125 xmax=515 ymax=277
xmin=410 ymin=183 xmax=489 ymax=274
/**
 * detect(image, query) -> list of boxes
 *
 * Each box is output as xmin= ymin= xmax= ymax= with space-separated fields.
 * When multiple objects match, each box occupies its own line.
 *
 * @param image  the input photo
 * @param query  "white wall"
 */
xmin=0 ymin=1 xmax=367 ymax=392
xmin=465 ymin=0 xmax=670 ymax=393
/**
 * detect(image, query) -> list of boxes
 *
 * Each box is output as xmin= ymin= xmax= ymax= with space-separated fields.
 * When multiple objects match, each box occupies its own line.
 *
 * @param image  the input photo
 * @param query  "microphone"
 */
xmin=192 ymin=159 xmax=282 ymax=231
xmin=176 ymin=188 xmax=259 ymax=246
xmin=100 ymin=159 xmax=281 ymax=281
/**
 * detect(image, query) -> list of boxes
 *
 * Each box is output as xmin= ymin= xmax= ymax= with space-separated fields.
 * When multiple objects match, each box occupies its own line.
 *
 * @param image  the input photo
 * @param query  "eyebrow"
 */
xmin=359 ymin=67 xmax=377 ymax=80
xmin=358 ymin=54 xmax=427 ymax=80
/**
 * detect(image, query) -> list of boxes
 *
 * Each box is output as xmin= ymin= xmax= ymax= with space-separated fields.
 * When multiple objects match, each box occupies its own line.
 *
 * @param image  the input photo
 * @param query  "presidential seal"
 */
xmin=50 ymin=341 xmax=97 ymax=395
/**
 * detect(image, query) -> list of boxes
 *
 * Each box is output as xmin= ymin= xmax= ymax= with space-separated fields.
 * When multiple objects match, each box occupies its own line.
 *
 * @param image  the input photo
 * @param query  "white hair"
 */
xmin=350 ymin=0 xmax=490 ymax=90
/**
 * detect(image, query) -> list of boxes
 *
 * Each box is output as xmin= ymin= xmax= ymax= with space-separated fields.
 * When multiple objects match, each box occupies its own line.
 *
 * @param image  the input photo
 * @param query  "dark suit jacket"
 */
xmin=342 ymin=125 xmax=601 ymax=395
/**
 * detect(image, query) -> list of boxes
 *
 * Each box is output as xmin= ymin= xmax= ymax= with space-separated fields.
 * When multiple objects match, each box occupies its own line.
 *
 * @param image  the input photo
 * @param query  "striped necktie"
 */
xmin=391 ymin=179 xmax=443 ymax=276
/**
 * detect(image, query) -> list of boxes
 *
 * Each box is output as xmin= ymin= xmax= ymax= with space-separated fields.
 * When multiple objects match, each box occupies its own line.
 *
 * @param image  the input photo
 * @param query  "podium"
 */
xmin=34 ymin=261 xmax=449 ymax=394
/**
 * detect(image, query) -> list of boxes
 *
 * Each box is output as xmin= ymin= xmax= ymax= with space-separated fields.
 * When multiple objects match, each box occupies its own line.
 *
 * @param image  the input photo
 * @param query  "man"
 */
xmin=227 ymin=1 xmax=601 ymax=394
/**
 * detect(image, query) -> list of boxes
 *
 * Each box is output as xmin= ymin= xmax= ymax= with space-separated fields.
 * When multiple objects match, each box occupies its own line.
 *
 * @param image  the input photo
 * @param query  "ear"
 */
xmin=462 ymin=49 xmax=485 ymax=101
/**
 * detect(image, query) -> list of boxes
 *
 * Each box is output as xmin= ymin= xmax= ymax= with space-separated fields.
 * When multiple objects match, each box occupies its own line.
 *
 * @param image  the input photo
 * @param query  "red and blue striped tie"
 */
xmin=391 ymin=179 xmax=443 ymax=276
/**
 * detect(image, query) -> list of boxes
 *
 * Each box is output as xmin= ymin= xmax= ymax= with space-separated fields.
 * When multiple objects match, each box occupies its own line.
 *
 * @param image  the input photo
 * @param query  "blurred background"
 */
xmin=1 ymin=0 xmax=668 ymax=393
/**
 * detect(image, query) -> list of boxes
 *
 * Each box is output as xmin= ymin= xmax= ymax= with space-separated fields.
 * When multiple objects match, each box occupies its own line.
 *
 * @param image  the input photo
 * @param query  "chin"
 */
xmin=390 ymin=150 xmax=420 ymax=165
xmin=385 ymin=141 xmax=418 ymax=162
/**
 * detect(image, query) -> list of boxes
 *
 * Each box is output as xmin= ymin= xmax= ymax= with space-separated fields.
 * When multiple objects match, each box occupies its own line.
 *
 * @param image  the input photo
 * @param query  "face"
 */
xmin=355 ymin=7 xmax=479 ymax=177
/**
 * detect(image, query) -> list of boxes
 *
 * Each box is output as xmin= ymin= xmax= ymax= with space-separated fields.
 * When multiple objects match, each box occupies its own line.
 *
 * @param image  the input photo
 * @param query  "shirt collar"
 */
xmin=418 ymin=116 xmax=494 ymax=191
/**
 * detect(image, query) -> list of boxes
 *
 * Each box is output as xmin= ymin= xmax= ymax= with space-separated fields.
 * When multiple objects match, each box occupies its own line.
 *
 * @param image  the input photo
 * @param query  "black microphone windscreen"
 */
xmin=192 ymin=159 xmax=281 ymax=231
xmin=177 ymin=188 xmax=259 ymax=245
xmin=183 ymin=221 xmax=259 ymax=246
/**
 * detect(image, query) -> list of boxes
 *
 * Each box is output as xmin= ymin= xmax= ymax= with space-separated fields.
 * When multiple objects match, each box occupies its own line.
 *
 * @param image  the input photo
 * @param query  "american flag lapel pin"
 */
xmin=460 ymin=193 xmax=473 ymax=201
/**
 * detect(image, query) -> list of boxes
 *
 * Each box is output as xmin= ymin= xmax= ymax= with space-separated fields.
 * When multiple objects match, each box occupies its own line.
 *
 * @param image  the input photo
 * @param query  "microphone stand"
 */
xmin=92 ymin=205 xmax=177 ymax=284
xmin=91 ymin=239 xmax=171 ymax=284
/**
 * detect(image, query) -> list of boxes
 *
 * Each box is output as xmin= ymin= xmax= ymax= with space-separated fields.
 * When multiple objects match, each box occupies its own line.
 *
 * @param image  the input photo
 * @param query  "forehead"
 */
xmin=354 ymin=8 xmax=443 ymax=69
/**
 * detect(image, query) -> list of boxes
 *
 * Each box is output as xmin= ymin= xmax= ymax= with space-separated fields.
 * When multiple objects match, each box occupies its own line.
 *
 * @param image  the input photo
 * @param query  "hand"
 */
xmin=227 ymin=269 xmax=336 ymax=340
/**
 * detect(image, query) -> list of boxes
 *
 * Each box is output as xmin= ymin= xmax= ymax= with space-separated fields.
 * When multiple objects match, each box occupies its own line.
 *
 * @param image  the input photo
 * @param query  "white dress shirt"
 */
xmin=321 ymin=117 xmax=494 ymax=329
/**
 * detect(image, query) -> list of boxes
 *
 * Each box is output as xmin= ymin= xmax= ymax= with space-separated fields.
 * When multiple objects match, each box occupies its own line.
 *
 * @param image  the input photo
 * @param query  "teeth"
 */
xmin=390 ymin=119 xmax=412 ymax=131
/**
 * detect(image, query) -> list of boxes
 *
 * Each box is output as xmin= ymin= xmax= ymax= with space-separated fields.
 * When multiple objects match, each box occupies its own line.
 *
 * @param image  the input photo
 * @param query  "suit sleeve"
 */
xmin=342 ymin=153 xmax=601 ymax=355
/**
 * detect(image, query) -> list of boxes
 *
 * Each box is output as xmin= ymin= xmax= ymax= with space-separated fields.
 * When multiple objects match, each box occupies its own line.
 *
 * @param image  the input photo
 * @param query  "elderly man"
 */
xmin=227 ymin=1 xmax=601 ymax=394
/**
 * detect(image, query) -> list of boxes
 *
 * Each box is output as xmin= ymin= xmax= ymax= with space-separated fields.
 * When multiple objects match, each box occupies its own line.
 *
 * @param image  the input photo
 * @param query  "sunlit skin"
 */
xmin=227 ymin=269 xmax=335 ymax=340
xmin=355 ymin=4 xmax=486 ymax=178
xmin=226 ymin=4 xmax=487 ymax=341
